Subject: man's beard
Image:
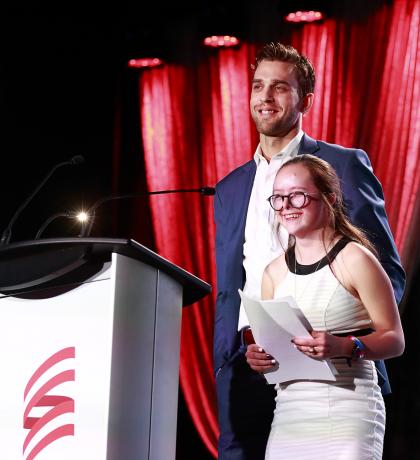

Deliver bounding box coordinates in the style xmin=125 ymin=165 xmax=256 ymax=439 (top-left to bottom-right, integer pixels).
xmin=252 ymin=115 xmax=298 ymax=137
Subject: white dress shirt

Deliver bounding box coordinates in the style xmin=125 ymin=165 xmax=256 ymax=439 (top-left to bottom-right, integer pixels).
xmin=238 ymin=130 xmax=304 ymax=330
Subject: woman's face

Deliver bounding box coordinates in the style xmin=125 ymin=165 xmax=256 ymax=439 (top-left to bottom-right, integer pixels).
xmin=272 ymin=163 xmax=328 ymax=238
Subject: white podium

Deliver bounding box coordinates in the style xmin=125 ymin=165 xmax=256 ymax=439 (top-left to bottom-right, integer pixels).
xmin=0 ymin=238 xmax=211 ymax=460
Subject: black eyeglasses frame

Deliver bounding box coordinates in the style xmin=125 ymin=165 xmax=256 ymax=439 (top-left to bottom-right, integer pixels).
xmin=267 ymin=191 xmax=321 ymax=211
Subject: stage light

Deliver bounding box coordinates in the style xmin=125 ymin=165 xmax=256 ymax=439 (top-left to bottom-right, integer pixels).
xmin=76 ymin=211 xmax=89 ymax=223
xmin=203 ymin=35 xmax=240 ymax=48
xmin=285 ymin=10 xmax=323 ymax=23
xmin=128 ymin=58 xmax=163 ymax=68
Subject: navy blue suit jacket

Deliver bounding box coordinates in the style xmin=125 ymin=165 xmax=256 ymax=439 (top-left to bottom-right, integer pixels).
xmin=214 ymin=134 xmax=405 ymax=460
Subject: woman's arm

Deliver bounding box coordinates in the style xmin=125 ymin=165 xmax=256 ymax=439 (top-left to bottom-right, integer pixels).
xmin=246 ymin=258 xmax=288 ymax=372
xmin=338 ymin=243 xmax=405 ymax=360
xmin=261 ymin=255 xmax=288 ymax=300
xmin=261 ymin=265 xmax=275 ymax=300
xmin=293 ymin=243 xmax=405 ymax=361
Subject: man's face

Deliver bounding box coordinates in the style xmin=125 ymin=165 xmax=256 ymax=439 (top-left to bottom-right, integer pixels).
xmin=250 ymin=60 xmax=305 ymax=137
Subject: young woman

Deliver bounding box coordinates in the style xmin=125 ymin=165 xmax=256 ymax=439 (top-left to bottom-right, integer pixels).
xmin=245 ymin=154 xmax=404 ymax=460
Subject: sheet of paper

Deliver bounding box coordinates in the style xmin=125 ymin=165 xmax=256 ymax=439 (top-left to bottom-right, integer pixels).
xmin=239 ymin=290 xmax=337 ymax=384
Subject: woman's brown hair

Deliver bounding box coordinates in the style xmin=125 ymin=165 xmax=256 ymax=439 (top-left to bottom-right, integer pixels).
xmin=277 ymin=154 xmax=377 ymax=256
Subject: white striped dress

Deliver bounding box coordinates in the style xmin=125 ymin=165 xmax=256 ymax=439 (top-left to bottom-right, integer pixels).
xmin=265 ymin=241 xmax=385 ymax=460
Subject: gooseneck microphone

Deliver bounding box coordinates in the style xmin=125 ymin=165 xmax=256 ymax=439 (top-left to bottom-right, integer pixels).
xmin=34 ymin=212 xmax=74 ymax=240
xmin=0 ymin=155 xmax=85 ymax=245
xmin=79 ymin=186 xmax=216 ymax=238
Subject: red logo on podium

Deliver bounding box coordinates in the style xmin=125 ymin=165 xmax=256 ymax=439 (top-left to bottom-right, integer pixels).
xmin=23 ymin=347 xmax=75 ymax=459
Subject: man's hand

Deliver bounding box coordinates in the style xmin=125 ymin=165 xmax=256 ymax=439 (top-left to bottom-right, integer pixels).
xmin=245 ymin=344 xmax=277 ymax=373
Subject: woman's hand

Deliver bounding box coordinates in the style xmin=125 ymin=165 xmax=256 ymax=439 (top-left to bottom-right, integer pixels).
xmin=292 ymin=331 xmax=351 ymax=359
xmin=245 ymin=344 xmax=277 ymax=373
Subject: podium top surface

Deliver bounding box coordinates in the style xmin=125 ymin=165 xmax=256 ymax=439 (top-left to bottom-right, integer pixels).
xmin=0 ymin=238 xmax=211 ymax=306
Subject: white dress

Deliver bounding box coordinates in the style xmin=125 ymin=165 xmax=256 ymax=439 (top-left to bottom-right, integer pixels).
xmin=265 ymin=242 xmax=385 ymax=460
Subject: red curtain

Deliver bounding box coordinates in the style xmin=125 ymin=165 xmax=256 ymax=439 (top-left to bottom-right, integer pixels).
xmin=140 ymin=64 xmax=218 ymax=457
xmin=139 ymin=0 xmax=419 ymax=456
xmin=139 ymin=46 xmax=257 ymax=456
xmin=290 ymin=0 xmax=420 ymax=254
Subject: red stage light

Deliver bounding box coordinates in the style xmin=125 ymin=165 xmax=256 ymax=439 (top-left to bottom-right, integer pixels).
xmin=128 ymin=58 xmax=163 ymax=68
xmin=203 ymin=35 xmax=240 ymax=48
xmin=285 ymin=10 xmax=323 ymax=23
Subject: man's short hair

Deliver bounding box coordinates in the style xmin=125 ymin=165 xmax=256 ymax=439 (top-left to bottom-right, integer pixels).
xmin=253 ymin=42 xmax=316 ymax=97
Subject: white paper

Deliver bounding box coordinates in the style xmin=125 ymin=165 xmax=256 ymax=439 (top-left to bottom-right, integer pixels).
xmin=239 ymin=290 xmax=337 ymax=384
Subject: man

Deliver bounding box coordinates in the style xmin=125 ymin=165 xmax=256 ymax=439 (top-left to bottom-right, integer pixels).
xmin=213 ymin=42 xmax=405 ymax=460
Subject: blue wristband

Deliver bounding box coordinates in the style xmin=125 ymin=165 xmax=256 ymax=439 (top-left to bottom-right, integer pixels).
xmin=348 ymin=335 xmax=365 ymax=360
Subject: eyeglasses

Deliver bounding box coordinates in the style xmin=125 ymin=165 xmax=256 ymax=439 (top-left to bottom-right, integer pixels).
xmin=267 ymin=191 xmax=320 ymax=211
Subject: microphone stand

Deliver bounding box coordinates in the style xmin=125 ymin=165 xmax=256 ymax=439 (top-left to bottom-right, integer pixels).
xmin=0 ymin=155 xmax=84 ymax=245
xmin=80 ymin=187 xmax=215 ymax=238
xmin=34 ymin=212 xmax=75 ymax=240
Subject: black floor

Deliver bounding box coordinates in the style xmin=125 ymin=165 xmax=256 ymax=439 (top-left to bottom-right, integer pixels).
xmin=176 ymin=389 xmax=214 ymax=460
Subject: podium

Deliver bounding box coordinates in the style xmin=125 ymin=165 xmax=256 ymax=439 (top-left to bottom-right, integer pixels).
xmin=0 ymin=238 xmax=211 ymax=460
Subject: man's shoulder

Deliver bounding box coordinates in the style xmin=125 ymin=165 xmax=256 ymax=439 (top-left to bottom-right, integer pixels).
xmin=216 ymin=159 xmax=256 ymax=189
xmin=302 ymin=135 xmax=370 ymax=168
xmin=307 ymin=136 xmax=361 ymax=154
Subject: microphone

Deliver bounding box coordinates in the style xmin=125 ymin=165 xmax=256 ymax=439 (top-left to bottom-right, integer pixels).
xmin=0 ymin=155 xmax=85 ymax=245
xmin=79 ymin=186 xmax=216 ymax=238
xmin=68 ymin=155 xmax=84 ymax=165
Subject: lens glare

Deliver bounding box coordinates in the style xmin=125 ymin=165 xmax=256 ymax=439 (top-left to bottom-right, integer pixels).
xmin=290 ymin=192 xmax=305 ymax=208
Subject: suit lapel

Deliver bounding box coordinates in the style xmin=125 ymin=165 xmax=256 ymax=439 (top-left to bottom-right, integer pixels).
xmin=298 ymin=133 xmax=320 ymax=155
xmin=231 ymin=161 xmax=256 ymax=236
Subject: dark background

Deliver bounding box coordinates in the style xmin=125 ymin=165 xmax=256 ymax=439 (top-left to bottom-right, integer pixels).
xmin=0 ymin=1 xmax=417 ymax=459
xmin=0 ymin=0 xmax=389 ymax=240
